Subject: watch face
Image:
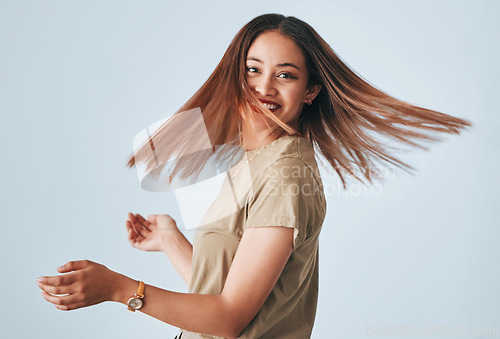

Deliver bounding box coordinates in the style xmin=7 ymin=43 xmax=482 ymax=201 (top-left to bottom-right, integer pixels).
xmin=128 ymin=297 xmax=143 ymax=310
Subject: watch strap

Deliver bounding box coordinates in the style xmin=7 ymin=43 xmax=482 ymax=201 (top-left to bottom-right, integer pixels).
xmin=136 ymin=280 xmax=145 ymax=298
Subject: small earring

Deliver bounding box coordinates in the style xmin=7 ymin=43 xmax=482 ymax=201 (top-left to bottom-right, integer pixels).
xmin=306 ymin=99 xmax=312 ymax=105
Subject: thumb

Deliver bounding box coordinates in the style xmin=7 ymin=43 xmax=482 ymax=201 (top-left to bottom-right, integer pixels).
xmin=56 ymin=260 xmax=91 ymax=273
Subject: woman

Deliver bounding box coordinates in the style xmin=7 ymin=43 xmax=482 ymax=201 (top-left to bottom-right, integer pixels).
xmin=36 ymin=13 xmax=471 ymax=338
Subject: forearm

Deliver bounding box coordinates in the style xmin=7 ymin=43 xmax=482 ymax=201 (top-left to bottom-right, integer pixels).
xmin=162 ymin=231 xmax=193 ymax=286
xmin=113 ymin=275 xmax=239 ymax=338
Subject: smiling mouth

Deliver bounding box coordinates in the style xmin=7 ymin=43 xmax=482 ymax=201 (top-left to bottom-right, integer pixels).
xmin=252 ymin=105 xmax=281 ymax=114
xmin=262 ymin=103 xmax=280 ymax=111
xmin=252 ymin=101 xmax=282 ymax=113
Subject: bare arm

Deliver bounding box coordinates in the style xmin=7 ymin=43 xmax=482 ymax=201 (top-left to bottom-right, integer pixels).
xmin=37 ymin=226 xmax=294 ymax=338
xmin=116 ymin=225 xmax=293 ymax=337
xmin=161 ymin=230 xmax=193 ymax=286
xmin=126 ymin=213 xmax=193 ymax=286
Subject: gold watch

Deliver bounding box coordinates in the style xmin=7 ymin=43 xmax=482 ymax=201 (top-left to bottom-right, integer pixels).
xmin=127 ymin=281 xmax=145 ymax=312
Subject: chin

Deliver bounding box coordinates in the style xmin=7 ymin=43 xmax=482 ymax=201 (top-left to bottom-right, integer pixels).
xmin=247 ymin=107 xmax=297 ymax=131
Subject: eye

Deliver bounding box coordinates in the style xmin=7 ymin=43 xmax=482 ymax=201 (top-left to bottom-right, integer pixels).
xmin=246 ymin=66 xmax=259 ymax=73
xmin=278 ymin=72 xmax=297 ymax=79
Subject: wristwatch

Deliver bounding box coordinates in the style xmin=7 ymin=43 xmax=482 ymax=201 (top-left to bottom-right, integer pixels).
xmin=127 ymin=280 xmax=145 ymax=312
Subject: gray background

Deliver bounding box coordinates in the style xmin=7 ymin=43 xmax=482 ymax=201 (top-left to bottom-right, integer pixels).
xmin=1 ymin=0 xmax=498 ymax=338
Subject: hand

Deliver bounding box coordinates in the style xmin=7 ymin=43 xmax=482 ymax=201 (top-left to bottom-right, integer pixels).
xmin=126 ymin=213 xmax=180 ymax=252
xmin=36 ymin=260 xmax=122 ymax=311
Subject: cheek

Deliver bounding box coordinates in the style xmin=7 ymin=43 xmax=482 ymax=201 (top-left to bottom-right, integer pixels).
xmin=284 ymin=88 xmax=305 ymax=108
xmin=244 ymin=78 xmax=255 ymax=94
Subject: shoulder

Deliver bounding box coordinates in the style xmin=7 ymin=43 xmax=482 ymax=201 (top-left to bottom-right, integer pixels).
xmin=259 ymin=157 xmax=319 ymax=190
xmin=248 ymin=137 xmax=326 ymax=211
xmin=244 ymin=138 xmax=327 ymax=245
xmin=253 ymin=136 xmax=322 ymax=188
xmin=261 ymin=135 xmax=315 ymax=161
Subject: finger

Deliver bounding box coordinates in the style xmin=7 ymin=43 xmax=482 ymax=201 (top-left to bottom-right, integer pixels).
xmin=130 ymin=219 xmax=149 ymax=238
xmin=54 ymin=302 xmax=87 ymax=311
xmin=128 ymin=213 xmax=149 ymax=234
xmin=126 ymin=223 xmax=146 ymax=243
xmin=131 ymin=240 xmax=148 ymax=251
xmin=135 ymin=213 xmax=152 ymax=230
xmin=128 ymin=212 xmax=138 ymax=223
xmin=41 ymin=290 xmax=80 ymax=306
xmin=126 ymin=223 xmax=134 ymax=239
xmin=126 ymin=220 xmax=140 ymax=237
xmin=37 ymin=280 xmax=73 ymax=295
xmin=128 ymin=213 xmax=140 ymax=228
xmin=37 ymin=273 xmax=78 ymax=286
xmin=56 ymin=260 xmax=92 ymax=273
xmin=126 ymin=216 xmax=141 ymax=236
xmin=127 ymin=225 xmax=135 ymax=241
xmin=127 ymin=227 xmax=145 ymax=247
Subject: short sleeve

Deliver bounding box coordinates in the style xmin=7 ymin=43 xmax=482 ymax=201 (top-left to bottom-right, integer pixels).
xmin=244 ymin=157 xmax=324 ymax=250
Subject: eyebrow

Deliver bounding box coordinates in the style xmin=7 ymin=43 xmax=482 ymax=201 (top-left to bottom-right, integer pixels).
xmin=247 ymin=56 xmax=301 ymax=71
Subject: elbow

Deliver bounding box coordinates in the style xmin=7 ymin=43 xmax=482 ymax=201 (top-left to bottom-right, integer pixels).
xmin=225 ymin=314 xmax=253 ymax=339
xmin=215 ymin=319 xmax=244 ymax=339
xmin=212 ymin=324 xmax=240 ymax=339
xmin=224 ymin=325 xmax=245 ymax=339
xmin=217 ymin=296 xmax=254 ymax=338
xmin=209 ymin=308 xmax=247 ymax=338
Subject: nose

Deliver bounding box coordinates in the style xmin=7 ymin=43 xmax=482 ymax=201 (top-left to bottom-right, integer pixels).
xmin=253 ymin=74 xmax=277 ymax=96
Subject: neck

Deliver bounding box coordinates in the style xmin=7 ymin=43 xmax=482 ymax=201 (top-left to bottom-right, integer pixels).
xmin=240 ymin=127 xmax=273 ymax=151
xmin=240 ymin=124 xmax=301 ymax=151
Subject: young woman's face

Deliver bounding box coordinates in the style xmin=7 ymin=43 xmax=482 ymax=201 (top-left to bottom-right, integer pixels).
xmin=245 ymin=30 xmax=317 ymax=132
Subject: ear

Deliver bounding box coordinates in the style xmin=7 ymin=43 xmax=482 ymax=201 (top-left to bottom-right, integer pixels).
xmin=303 ymin=84 xmax=322 ymax=104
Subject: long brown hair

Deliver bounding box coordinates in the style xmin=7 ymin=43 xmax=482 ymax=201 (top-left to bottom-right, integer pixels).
xmin=126 ymin=13 xmax=472 ymax=189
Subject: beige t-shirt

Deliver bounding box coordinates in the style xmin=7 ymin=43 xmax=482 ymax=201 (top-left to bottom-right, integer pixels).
xmin=180 ymin=135 xmax=326 ymax=338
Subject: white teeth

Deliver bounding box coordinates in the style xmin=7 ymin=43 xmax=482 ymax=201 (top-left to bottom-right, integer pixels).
xmin=263 ymin=103 xmax=279 ymax=110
